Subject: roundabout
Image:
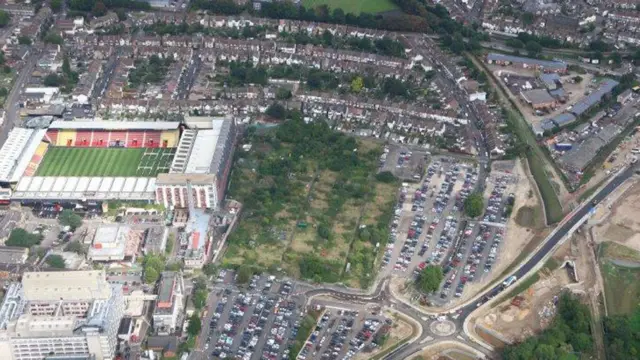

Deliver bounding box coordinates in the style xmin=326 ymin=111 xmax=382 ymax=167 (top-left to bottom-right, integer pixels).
xmin=429 ymin=319 xmax=457 ymax=337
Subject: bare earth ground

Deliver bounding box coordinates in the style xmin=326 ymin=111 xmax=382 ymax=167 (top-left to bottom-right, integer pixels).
xmin=408 ymin=341 xmax=483 ymax=360
xmin=592 ymin=180 xmax=640 ymax=253
xmin=475 ymin=266 xmax=572 ymax=343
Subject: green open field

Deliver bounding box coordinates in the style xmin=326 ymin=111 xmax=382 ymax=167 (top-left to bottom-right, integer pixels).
xmin=302 ymin=0 xmax=398 ymax=14
xmin=223 ymin=121 xmax=397 ymax=288
xmin=36 ymin=147 xmax=175 ymax=177
xmin=601 ymin=261 xmax=640 ymax=315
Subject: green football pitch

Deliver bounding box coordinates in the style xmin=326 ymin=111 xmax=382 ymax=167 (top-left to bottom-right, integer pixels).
xmin=35 ymin=147 xmax=176 ymax=177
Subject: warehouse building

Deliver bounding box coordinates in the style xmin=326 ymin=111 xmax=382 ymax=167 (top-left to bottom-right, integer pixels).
xmin=0 ymin=270 xmax=125 ymax=360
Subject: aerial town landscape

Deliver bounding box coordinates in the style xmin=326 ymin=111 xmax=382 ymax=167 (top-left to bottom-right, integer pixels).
xmin=0 ymin=0 xmax=639 ymax=360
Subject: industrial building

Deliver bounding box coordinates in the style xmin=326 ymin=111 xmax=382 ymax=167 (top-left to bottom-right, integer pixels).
xmin=152 ymin=272 xmax=184 ymax=336
xmin=0 ymin=270 xmax=125 ymax=360
xmin=520 ymin=88 xmax=557 ymax=109
xmin=486 ymin=53 xmax=568 ymax=73
xmin=156 ymin=116 xmax=236 ymax=210
xmin=87 ymin=225 xmax=143 ymax=262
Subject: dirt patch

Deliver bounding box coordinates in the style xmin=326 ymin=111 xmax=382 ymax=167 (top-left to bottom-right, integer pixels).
xmin=408 ymin=342 xmax=482 ymax=360
xmin=593 ymin=180 xmax=640 ymax=254
xmin=475 ymin=267 xmax=572 ymax=343
xmin=515 ymin=206 xmax=536 ymax=228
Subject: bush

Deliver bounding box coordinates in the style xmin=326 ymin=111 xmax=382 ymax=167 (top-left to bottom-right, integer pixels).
xmin=5 ymin=228 xmax=42 ymax=248
xmin=46 ymin=254 xmax=66 ymax=269
xmin=236 ymin=264 xmax=254 ymax=284
xmin=375 ymin=171 xmax=398 ymax=183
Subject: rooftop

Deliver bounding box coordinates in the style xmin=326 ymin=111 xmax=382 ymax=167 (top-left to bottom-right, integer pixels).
xmin=0 ymin=128 xmax=46 ymax=183
xmin=48 ymin=120 xmax=180 ymax=131
xmin=0 ymin=247 xmax=29 ymax=265
xmin=487 ymin=53 xmax=567 ymax=70
xmin=22 ymin=270 xmax=111 ymax=301
xmin=521 ymin=88 xmax=556 ymax=105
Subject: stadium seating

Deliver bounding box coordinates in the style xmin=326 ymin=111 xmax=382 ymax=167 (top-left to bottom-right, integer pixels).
xmin=108 ymin=131 xmax=128 ymax=147
xmin=92 ymin=131 xmax=110 ymax=148
xmin=23 ymin=142 xmax=49 ymax=176
xmin=145 ymin=131 xmax=162 ymax=148
xmin=44 ymin=130 xmax=58 ymax=145
xmin=127 ymin=131 xmax=145 ymax=148
xmin=75 ymin=131 xmax=93 ymax=147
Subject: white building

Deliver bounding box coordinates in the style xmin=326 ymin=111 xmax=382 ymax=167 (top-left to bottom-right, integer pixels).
xmin=152 ymin=272 xmax=184 ymax=335
xmin=0 ymin=270 xmax=125 ymax=360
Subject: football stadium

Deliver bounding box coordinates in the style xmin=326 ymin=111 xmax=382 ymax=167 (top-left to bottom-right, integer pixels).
xmin=0 ymin=117 xmax=236 ymax=210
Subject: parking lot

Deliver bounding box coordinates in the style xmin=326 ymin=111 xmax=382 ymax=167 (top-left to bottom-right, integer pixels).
xmin=204 ymin=270 xmax=302 ymax=360
xmin=379 ymin=156 xmax=520 ymax=305
xmin=379 ymin=144 xmax=426 ymax=181
xmin=381 ymin=157 xmax=478 ymax=282
xmin=300 ymin=304 xmax=391 ymax=360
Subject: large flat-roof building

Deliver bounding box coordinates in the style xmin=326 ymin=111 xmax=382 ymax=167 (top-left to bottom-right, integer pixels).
xmin=486 ymin=53 xmax=567 ymax=73
xmin=156 ymin=116 xmax=236 ymax=210
xmin=0 ymin=270 xmax=125 ymax=360
xmin=88 ymin=225 xmax=143 ymax=262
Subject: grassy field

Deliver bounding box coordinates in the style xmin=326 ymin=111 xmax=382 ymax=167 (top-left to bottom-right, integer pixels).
xmin=302 ymin=0 xmax=398 ymax=14
xmin=224 ymin=123 xmax=397 ymax=287
xmin=601 ymin=261 xmax=640 ymax=315
xmin=36 ymin=147 xmax=175 ymax=177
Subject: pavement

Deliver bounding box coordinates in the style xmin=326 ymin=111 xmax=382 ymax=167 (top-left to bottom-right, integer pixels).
xmin=0 ymin=53 xmax=38 ymax=145
xmin=297 ymin=165 xmax=637 ymax=359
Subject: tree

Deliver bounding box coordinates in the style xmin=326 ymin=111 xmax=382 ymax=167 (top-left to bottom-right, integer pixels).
xmin=165 ymin=234 xmax=174 ymax=255
xmin=44 ymin=74 xmax=63 ymax=87
xmin=92 ymin=1 xmax=107 ymax=16
xmin=350 ymin=76 xmax=364 ymax=93
xmin=573 ymin=76 xmax=583 ymax=83
xmin=203 ymin=263 xmax=217 ymax=276
xmin=525 ymin=41 xmax=542 ymax=55
xmin=186 ymin=313 xmax=201 ymax=337
xmin=375 ymin=171 xmax=397 ymax=183
xmin=115 ymin=8 xmax=127 ymax=21
xmin=44 ymin=32 xmax=63 ymax=45
xmin=415 ymin=265 xmax=444 ymax=293
xmin=144 ymin=254 xmax=165 ymax=273
xmin=0 ymin=87 xmax=7 ymax=97
xmin=193 ymin=289 xmax=208 ymax=309
xmin=17 ymin=36 xmax=32 ymax=45
xmin=65 ymin=241 xmax=86 ymax=254
xmin=0 ymin=10 xmax=9 ymax=28
xmin=265 ymin=102 xmax=286 ymax=120
xmin=236 ymin=265 xmax=254 ymax=284
xmin=144 ymin=267 xmax=159 ymax=284
xmin=464 ymin=193 xmax=484 ymax=218
xmin=46 ymin=254 xmax=66 ymax=269
xmin=59 ymin=209 xmax=83 ymax=230
xmin=51 ymin=0 xmax=63 ymax=13
xmin=276 ymin=87 xmax=292 ymax=100
xmin=521 ymin=12 xmax=535 ymax=26
xmin=5 ymin=228 xmax=42 ymax=248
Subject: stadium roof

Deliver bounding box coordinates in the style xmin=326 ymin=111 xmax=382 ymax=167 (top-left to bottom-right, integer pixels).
xmin=487 ymin=53 xmax=567 ymax=70
xmin=0 ymin=128 xmax=46 ymax=183
xmin=12 ymin=176 xmax=156 ymax=201
xmin=49 ymin=120 xmax=180 ymax=131
xmin=569 ymin=78 xmax=619 ymax=116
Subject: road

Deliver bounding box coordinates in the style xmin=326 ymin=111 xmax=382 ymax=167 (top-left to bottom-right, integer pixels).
xmin=299 ymin=165 xmax=637 ymax=359
xmin=0 ymin=54 xmax=38 ymax=146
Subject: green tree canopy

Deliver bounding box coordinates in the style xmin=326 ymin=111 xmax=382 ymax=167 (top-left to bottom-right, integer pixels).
xmin=415 ymin=265 xmax=444 ymax=293
xmin=59 ymin=209 xmax=83 ymax=230
xmin=51 ymin=0 xmax=63 ymax=12
xmin=236 ymin=264 xmax=254 ymax=284
xmin=265 ymin=102 xmax=286 ymax=119
xmin=64 ymin=241 xmax=86 ymax=254
xmin=6 ymin=228 xmax=42 ymax=248
xmin=193 ymin=289 xmax=208 ymax=309
xmin=46 ymin=254 xmax=66 ymax=269
xmin=0 ymin=10 xmax=10 ymax=28
xmin=144 ymin=267 xmax=159 ymax=284
xmin=44 ymin=32 xmax=63 ymax=45
xmin=202 ymin=263 xmax=217 ymax=276
xmin=464 ymin=193 xmax=484 ymax=218
xmin=186 ymin=313 xmax=201 ymax=336
xmin=17 ymin=36 xmax=31 ymax=45
xmin=351 ymin=76 xmax=364 ymax=93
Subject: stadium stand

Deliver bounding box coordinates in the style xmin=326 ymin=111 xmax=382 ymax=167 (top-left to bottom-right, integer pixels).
xmin=75 ymin=131 xmax=93 ymax=147
xmin=44 ymin=129 xmax=58 ymax=144
xmin=23 ymin=142 xmax=49 ymax=177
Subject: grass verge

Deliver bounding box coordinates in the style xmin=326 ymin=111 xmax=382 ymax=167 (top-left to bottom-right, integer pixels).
xmin=600 ymin=261 xmax=640 ymax=315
